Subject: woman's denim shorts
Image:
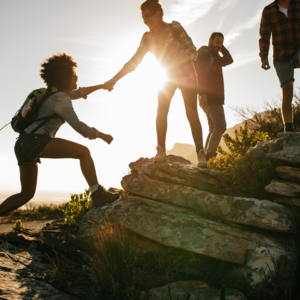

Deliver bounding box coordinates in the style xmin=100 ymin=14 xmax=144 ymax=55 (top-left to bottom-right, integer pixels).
xmin=14 ymin=134 xmax=54 ymax=167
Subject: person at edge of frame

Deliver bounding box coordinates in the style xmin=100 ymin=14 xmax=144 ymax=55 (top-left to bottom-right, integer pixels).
xmin=259 ymin=0 xmax=300 ymax=132
xmin=0 ymin=53 xmax=119 ymax=218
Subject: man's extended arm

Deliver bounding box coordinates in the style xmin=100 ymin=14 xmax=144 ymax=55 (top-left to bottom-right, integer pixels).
xmin=259 ymin=8 xmax=272 ymax=70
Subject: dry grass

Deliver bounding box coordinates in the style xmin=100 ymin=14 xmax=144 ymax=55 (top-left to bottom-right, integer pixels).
xmin=88 ymin=217 xmax=140 ymax=299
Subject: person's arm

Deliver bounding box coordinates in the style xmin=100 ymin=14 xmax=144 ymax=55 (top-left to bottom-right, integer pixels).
xmin=104 ymin=33 xmax=149 ymax=90
xmin=220 ymin=46 xmax=233 ymax=67
xmin=259 ymin=8 xmax=271 ymax=70
xmin=54 ymin=92 xmax=113 ymax=143
xmin=69 ymin=85 xmax=107 ymax=100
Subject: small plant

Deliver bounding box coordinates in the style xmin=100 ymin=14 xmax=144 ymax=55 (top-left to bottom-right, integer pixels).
xmin=12 ymin=220 xmax=24 ymax=233
xmin=61 ymin=189 xmax=92 ymax=227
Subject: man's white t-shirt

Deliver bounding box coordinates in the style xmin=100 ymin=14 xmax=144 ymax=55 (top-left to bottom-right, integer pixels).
xmin=278 ymin=4 xmax=288 ymax=17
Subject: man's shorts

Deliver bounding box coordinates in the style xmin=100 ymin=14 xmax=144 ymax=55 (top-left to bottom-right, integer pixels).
xmin=14 ymin=134 xmax=54 ymax=167
xmin=274 ymin=49 xmax=300 ymax=87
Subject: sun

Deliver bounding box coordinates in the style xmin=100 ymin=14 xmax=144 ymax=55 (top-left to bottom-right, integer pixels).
xmin=136 ymin=54 xmax=168 ymax=89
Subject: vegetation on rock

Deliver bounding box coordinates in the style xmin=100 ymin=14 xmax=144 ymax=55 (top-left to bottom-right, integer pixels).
xmin=61 ymin=189 xmax=92 ymax=227
xmin=12 ymin=220 xmax=24 ymax=233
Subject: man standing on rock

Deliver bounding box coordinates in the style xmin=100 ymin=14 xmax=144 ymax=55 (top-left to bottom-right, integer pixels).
xmin=195 ymin=32 xmax=233 ymax=161
xmin=259 ymin=0 xmax=300 ymax=132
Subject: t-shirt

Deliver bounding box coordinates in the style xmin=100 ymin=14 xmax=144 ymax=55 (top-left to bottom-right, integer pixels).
xmin=278 ymin=4 xmax=288 ymax=17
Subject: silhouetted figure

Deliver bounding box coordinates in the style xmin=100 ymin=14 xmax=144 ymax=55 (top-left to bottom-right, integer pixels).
xmin=0 ymin=53 xmax=118 ymax=217
xmin=104 ymin=0 xmax=207 ymax=167
xmin=195 ymin=32 xmax=233 ymax=161
xmin=259 ymin=0 xmax=300 ymax=132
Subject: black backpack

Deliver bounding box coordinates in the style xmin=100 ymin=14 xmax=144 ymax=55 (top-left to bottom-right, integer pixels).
xmin=11 ymin=89 xmax=62 ymax=134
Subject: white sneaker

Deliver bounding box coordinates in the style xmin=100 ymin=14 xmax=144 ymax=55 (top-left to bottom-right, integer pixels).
xmin=197 ymin=149 xmax=207 ymax=168
xmin=154 ymin=145 xmax=167 ymax=162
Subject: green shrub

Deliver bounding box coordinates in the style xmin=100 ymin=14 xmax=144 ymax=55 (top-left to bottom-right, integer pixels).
xmin=61 ymin=189 xmax=92 ymax=227
xmin=208 ymin=124 xmax=278 ymax=200
xmin=12 ymin=220 xmax=24 ymax=233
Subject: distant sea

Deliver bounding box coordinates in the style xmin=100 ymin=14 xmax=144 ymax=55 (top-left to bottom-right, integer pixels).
xmin=0 ymin=190 xmax=71 ymax=209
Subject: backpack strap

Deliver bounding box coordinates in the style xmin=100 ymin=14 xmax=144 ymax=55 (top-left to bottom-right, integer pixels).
xmin=27 ymin=92 xmax=64 ymax=134
xmin=200 ymin=48 xmax=214 ymax=68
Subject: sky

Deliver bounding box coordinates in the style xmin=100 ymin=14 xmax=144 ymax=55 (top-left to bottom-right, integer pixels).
xmin=0 ymin=0 xmax=298 ymax=201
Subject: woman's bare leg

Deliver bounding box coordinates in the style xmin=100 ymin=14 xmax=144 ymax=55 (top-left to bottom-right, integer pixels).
xmin=0 ymin=164 xmax=38 ymax=216
xmin=156 ymin=83 xmax=177 ymax=147
xmin=40 ymin=138 xmax=98 ymax=187
xmin=181 ymin=86 xmax=203 ymax=151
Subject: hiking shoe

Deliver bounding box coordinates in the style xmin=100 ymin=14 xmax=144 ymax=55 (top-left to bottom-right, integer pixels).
xmin=206 ymin=151 xmax=217 ymax=161
xmin=154 ymin=145 xmax=167 ymax=162
xmin=91 ymin=185 xmax=119 ymax=207
xmin=197 ymin=149 xmax=207 ymax=168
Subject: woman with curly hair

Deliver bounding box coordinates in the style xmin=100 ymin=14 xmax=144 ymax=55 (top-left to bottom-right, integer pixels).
xmin=0 ymin=53 xmax=119 ymax=216
xmin=104 ymin=0 xmax=207 ymax=167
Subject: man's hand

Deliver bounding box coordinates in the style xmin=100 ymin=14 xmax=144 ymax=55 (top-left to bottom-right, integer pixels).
xmin=99 ymin=133 xmax=114 ymax=144
xmin=104 ymin=79 xmax=117 ymax=92
xmin=199 ymin=94 xmax=208 ymax=110
xmin=261 ymin=59 xmax=271 ymax=70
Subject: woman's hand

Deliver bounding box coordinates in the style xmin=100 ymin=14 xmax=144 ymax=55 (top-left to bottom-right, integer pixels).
xmin=104 ymin=79 xmax=117 ymax=91
xmin=99 ymin=132 xmax=114 ymax=144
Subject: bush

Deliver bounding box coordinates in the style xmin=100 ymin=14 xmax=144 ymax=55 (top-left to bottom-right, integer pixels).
xmin=61 ymin=189 xmax=92 ymax=227
xmin=12 ymin=220 xmax=24 ymax=233
xmin=208 ymin=124 xmax=278 ymax=200
xmin=232 ymin=87 xmax=300 ymax=139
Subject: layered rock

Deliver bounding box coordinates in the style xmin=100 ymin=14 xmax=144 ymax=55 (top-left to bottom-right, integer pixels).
xmin=79 ymin=155 xmax=296 ymax=294
xmin=249 ymin=132 xmax=300 ymax=166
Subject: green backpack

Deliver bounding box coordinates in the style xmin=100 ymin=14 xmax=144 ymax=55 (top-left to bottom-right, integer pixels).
xmin=10 ymin=87 xmax=62 ymax=134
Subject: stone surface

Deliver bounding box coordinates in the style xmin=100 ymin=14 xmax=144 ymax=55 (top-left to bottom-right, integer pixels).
xmin=139 ymin=281 xmax=247 ymax=300
xmin=122 ymin=171 xmax=292 ymax=233
xmin=129 ymin=156 xmax=232 ymax=194
xmin=276 ymin=166 xmax=300 ymax=182
xmin=0 ymin=240 xmax=78 ymax=300
xmin=249 ymin=133 xmax=300 ymax=166
xmin=275 ymin=197 xmax=300 ymax=207
xmin=265 ymin=180 xmax=300 ymax=197
xmin=79 ymin=196 xmax=295 ymax=287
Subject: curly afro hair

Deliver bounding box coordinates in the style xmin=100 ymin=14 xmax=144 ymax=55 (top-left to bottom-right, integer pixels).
xmin=40 ymin=53 xmax=77 ymax=90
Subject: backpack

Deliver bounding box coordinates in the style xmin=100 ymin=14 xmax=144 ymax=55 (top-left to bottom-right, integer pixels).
xmin=11 ymin=87 xmax=62 ymax=134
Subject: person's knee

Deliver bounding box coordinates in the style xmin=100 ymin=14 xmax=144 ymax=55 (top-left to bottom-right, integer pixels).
xmin=282 ymin=81 xmax=293 ymax=95
xmin=20 ymin=190 xmax=35 ymax=202
xmin=78 ymin=146 xmax=91 ymax=159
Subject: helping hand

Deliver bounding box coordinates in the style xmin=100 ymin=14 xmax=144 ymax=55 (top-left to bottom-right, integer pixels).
xmin=104 ymin=79 xmax=117 ymax=92
xmin=261 ymin=59 xmax=270 ymax=70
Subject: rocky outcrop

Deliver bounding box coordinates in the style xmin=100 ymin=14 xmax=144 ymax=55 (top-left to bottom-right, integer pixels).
xmin=140 ymin=281 xmax=247 ymax=300
xmin=249 ymin=132 xmax=300 ymax=166
xmin=79 ymin=155 xmax=296 ymax=296
xmin=0 ymin=237 xmax=78 ymax=300
xmin=265 ymin=180 xmax=300 ymax=197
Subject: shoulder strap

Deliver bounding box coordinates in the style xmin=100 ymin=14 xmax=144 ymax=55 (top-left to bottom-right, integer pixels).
xmin=200 ymin=49 xmax=214 ymax=67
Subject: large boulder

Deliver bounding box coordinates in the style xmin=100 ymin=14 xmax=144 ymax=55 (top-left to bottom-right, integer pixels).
xmin=249 ymin=132 xmax=300 ymax=166
xmin=265 ymin=180 xmax=300 ymax=197
xmin=79 ymin=155 xmax=297 ymax=296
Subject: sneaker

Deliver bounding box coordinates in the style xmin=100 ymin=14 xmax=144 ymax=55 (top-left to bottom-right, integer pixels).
xmin=91 ymin=185 xmax=119 ymax=207
xmin=154 ymin=145 xmax=167 ymax=162
xmin=197 ymin=149 xmax=207 ymax=168
xmin=205 ymin=151 xmax=217 ymax=161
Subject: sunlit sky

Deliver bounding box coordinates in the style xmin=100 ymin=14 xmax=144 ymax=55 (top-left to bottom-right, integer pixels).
xmin=1 ymin=0 xmax=299 ymax=200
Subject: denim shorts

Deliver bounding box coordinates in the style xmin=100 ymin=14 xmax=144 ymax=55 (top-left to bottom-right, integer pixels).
xmin=274 ymin=49 xmax=300 ymax=87
xmin=14 ymin=134 xmax=54 ymax=167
